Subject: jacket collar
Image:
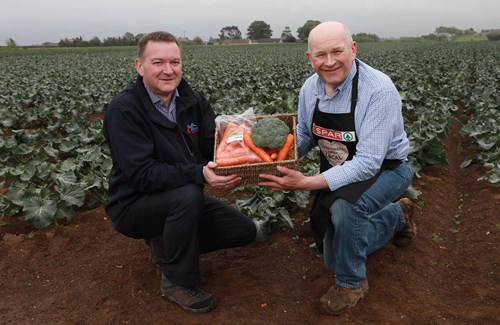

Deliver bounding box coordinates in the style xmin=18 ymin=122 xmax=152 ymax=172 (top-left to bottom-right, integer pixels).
xmin=136 ymin=75 xmax=197 ymax=128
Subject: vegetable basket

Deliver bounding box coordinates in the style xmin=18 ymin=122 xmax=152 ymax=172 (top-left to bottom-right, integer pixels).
xmin=213 ymin=113 xmax=299 ymax=186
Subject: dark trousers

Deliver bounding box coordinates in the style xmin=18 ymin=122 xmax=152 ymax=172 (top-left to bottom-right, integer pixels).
xmin=115 ymin=184 xmax=256 ymax=286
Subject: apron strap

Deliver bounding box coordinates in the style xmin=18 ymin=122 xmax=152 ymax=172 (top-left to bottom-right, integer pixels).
xmin=350 ymin=59 xmax=360 ymax=113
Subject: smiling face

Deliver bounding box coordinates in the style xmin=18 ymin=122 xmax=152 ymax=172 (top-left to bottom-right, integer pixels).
xmin=306 ymin=22 xmax=357 ymax=92
xmin=135 ymin=40 xmax=182 ymax=104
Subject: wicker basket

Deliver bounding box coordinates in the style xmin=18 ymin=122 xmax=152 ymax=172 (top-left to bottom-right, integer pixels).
xmin=213 ymin=113 xmax=299 ymax=186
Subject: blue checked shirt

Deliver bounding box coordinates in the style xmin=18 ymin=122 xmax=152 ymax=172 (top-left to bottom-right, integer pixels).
xmin=297 ymin=59 xmax=410 ymax=192
xmin=146 ymin=88 xmax=179 ymax=123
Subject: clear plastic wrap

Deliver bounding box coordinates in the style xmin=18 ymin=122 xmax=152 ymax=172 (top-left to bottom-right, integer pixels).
xmin=214 ymin=108 xmax=262 ymax=166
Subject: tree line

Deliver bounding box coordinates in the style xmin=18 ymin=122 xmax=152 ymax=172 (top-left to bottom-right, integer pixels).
xmin=58 ymin=32 xmax=145 ymax=47
xmin=56 ymin=20 xmax=320 ymax=47
xmin=6 ymin=21 xmax=499 ymax=47
xmin=56 ymin=20 xmax=379 ymax=47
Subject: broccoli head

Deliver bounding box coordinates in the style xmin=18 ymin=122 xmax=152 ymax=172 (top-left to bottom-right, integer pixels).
xmin=251 ymin=117 xmax=291 ymax=149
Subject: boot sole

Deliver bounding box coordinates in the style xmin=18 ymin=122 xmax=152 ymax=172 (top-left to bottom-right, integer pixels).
xmin=319 ymin=285 xmax=369 ymax=315
xmin=161 ymin=291 xmax=218 ymax=314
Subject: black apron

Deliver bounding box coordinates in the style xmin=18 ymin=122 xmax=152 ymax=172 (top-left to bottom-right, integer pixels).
xmin=309 ymin=60 xmax=400 ymax=252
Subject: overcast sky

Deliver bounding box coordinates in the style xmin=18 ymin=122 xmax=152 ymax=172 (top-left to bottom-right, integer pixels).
xmin=1 ymin=0 xmax=499 ymax=45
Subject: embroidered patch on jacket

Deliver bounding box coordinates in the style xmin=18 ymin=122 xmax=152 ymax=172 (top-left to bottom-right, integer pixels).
xmin=312 ymin=123 xmax=356 ymax=142
xmin=187 ymin=123 xmax=199 ymax=134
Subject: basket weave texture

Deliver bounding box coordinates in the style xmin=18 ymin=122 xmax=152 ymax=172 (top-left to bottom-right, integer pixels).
xmin=213 ymin=113 xmax=299 ymax=186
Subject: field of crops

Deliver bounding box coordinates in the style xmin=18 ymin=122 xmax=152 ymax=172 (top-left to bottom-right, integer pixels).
xmin=1 ymin=41 xmax=499 ymax=229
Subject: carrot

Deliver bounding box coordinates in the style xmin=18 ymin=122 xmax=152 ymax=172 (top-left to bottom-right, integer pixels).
xmin=276 ymin=134 xmax=294 ymax=161
xmin=264 ymin=148 xmax=279 ymax=155
xmin=217 ymin=123 xmax=239 ymax=153
xmin=216 ymin=123 xmax=264 ymax=166
xmin=216 ymin=155 xmax=260 ymax=166
xmin=221 ymin=123 xmax=240 ymax=139
xmin=243 ymin=132 xmax=273 ymax=162
xmin=270 ymin=152 xmax=278 ymax=160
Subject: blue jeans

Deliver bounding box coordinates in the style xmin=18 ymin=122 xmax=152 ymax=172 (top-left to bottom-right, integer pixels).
xmin=323 ymin=162 xmax=414 ymax=288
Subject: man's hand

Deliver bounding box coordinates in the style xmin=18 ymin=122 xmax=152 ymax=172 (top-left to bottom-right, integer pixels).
xmin=258 ymin=166 xmax=328 ymax=191
xmin=203 ymin=161 xmax=242 ymax=190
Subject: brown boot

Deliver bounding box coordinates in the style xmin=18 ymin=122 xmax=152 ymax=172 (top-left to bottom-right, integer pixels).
xmin=319 ymin=280 xmax=369 ymax=315
xmin=392 ymin=198 xmax=417 ymax=247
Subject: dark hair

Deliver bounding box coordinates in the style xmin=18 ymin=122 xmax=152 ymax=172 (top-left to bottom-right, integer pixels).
xmin=137 ymin=31 xmax=180 ymax=59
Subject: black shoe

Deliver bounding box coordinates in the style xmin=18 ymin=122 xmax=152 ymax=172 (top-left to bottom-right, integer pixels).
xmin=144 ymin=237 xmax=164 ymax=268
xmin=160 ymin=273 xmax=217 ymax=313
xmin=393 ymin=198 xmax=417 ymax=247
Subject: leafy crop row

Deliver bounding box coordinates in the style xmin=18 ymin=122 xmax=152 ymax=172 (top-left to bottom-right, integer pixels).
xmin=1 ymin=42 xmax=498 ymax=229
xmin=457 ymin=43 xmax=500 ymax=185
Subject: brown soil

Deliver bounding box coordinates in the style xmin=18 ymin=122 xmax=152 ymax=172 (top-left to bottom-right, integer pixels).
xmin=1 ymin=119 xmax=499 ymax=325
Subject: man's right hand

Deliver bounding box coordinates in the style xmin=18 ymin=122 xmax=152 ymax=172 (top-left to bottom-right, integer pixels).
xmin=203 ymin=161 xmax=242 ymax=190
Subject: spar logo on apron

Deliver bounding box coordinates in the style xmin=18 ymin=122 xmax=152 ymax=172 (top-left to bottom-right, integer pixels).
xmin=313 ymin=123 xmax=356 ymax=167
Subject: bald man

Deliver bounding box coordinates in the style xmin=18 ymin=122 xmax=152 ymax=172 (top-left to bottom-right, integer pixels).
xmin=259 ymin=21 xmax=415 ymax=315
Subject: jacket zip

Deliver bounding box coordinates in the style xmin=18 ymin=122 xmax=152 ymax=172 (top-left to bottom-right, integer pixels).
xmin=176 ymin=125 xmax=194 ymax=162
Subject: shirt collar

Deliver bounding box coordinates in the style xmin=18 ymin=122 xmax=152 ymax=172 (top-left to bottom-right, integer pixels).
xmin=146 ymin=87 xmax=179 ymax=106
xmin=336 ymin=60 xmax=357 ymax=93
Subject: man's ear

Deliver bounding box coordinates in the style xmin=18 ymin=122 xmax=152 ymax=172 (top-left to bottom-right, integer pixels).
xmin=351 ymin=41 xmax=357 ymax=58
xmin=135 ymin=58 xmax=144 ymax=76
xmin=305 ymin=51 xmax=314 ymax=67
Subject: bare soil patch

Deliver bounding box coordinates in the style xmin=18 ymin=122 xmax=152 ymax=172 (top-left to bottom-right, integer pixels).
xmin=1 ymin=119 xmax=499 ymax=324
